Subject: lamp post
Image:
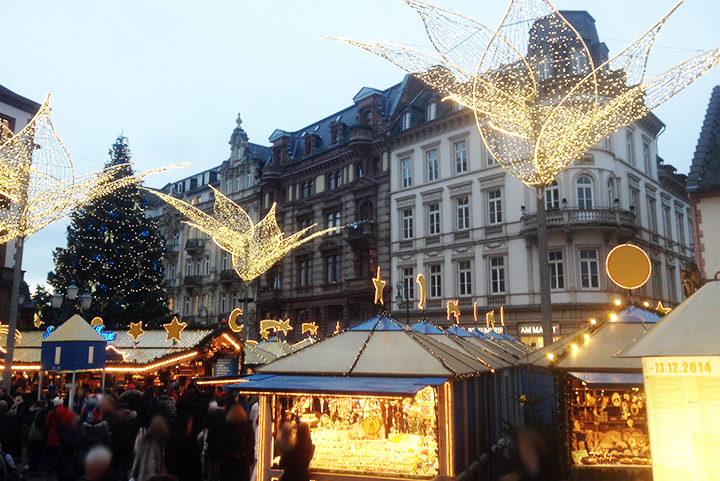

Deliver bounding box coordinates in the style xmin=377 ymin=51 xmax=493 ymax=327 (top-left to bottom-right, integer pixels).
xmin=50 ymin=283 xmax=93 ymax=323
xmin=395 ymin=281 xmax=410 ymax=325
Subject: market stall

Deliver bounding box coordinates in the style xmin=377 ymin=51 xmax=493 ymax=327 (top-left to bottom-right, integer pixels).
xmin=230 ymin=314 xmax=492 ymax=481
xmin=516 ymin=306 xmax=660 ymax=480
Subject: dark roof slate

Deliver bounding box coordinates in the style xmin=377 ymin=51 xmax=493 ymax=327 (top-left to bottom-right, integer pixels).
xmin=0 ymin=84 xmax=41 ymax=115
xmin=687 ymin=85 xmax=720 ymax=194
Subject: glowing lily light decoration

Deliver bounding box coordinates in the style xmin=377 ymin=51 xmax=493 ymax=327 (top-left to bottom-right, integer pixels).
xmin=149 ymin=187 xmax=339 ymax=281
xmin=330 ymin=0 xmax=720 ymax=191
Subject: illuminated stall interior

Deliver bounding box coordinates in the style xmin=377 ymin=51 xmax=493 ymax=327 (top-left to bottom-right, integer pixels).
xmin=519 ymin=306 xmax=660 ymax=472
xmin=230 ymin=315 xmax=492 ymax=481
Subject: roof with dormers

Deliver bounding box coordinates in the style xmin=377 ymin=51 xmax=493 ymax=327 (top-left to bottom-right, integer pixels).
xmin=687 ymin=85 xmax=720 ymax=194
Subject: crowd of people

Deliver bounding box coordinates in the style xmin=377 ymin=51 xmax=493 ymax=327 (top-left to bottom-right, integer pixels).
xmin=0 ymin=378 xmax=314 ymax=481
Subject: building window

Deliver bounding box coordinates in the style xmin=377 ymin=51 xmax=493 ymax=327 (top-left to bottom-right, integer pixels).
xmin=169 ymin=264 xmax=175 ymax=281
xmin=539 ymin=56 xmax=553 ymax=80
xmin=402 ymin=111 xmax=411 ymax=131
xmin=489 ymin=257 xmax=506 ymax=294
xmin=676 ymin=212 xmax=686 ymax=247
xmin=428 ymin=203 xmax=441 ymax=236
xmin=570 ymin=50 xmax=588 ymax=75
xmin=402 ymin=267 xmax=415 ymax=300
xmin=195 ymin=258 xmax=202 ymax=276
xmin=642 ymin=141 xmax=652 ymax=174
xmin=577 ymin=175 xmax=594 ymax=209
xmin=426 ymin=149 xmax=439 ymax=182
xmin=426 ymin=102 xmax=437 ymax=121
xmin=647 ymin=195 xmax=657 ymax=232
xmin=626 ymin=130 xmax=635 ymax=166
xmin=184 ymin=297 xmax=190 ymax=315
xmin=246 ymin=171 xmax=253 ymax=188
xmin=298 ymin=258 xmax=313 ymax=288
xmin=186 ymin=258 xmax=192 ymax=276
xmin=456 ymin=196 xmax=470 ymax=230
xmin=630 ymin=188 xmax=640 ymax=219
xmin=549 ymin=250 xmax=564 ymax=290
xmin=221 ymin=252 xmax=229 ymax=270
xmin=402 ymin=209 xmax=414 ymax=240
xmin=667 ymin=265 xmax=677 ymax=302
xmin=487 ymin=189 xmax=502 ymax=225
xmin=663 ymin=205 xmax=673 ymax=242
xmin=0 ymin=116 xmax=13 ymax=144
xmin=458 ymin=261 xmax=472 ymax=296
xmin=204 ymin=255 xmax=210 ymax=276
xmin=579 ymin=249 xmax=600 ymax=289
xmin=487 ymin=149 xmax=497 ymax=166
xmin=225 ymin=178 xmax=231 ymax=195
xmin=235 ymin=175 xmax=242 ymax=192
xmin=546 ymin=181 xmax=559 ymax=210
xmin=401 ymin=157 xmax=413 ymax=188
xmin=326 ymin=254 xmax=341 ymax=284
xmin=220 ymin=293 xmax=227 ymax=314
xmin=454 ymin=140 xmax=468 ymax=174
xmin=328 ymin=172 xmax=336 ymax=190
xmin=172 ymin=232 xmax=180 ymax=246
xmin=429 ymin=264 xmax=442 ymax=298
xmin=357 ymin=162 xmax=364 ymax=178
xmin=327 ymin=211 xmax=342 ymax=233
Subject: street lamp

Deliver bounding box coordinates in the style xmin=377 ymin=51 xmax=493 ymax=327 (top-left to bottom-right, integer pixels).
xmin=395 ymin=281 xmax=410 ymax=325
xmin=50 ymin=283 xmax=93 ymax=323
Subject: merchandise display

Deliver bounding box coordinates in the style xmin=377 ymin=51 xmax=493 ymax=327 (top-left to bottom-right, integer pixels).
xmin=570 ymin=383 xmax=651 ymax=467
xmin=272 ymin=387 xmax=440 ymax=478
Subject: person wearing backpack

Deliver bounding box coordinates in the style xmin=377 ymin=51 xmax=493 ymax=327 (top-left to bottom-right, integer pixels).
xmin=26 ymin=400 xmax=47 ymax=477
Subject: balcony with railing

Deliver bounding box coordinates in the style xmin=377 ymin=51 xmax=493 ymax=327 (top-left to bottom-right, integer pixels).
xmin=219 ymin=269 xmax=237 ymax=283
xmin=185 ymin=238 xmax=206 ymax=252
xmin=521 ymin=207 xmax=638 ymax=239
xmin=345 ymin=222 xmax=376 ymax=248
xmin=165 ymin=243 xmax=180 ymax=256
xmin=183 ymin=275 xmax=202 ymax=286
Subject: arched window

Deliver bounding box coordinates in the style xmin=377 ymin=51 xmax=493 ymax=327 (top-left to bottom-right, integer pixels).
xmin=546 ymin=181 xmax=560 ymax=210
xmin=606 ymin=178 xmax=616 ymax=208
xmin=577 ymin=176 xmax=594 ymax=209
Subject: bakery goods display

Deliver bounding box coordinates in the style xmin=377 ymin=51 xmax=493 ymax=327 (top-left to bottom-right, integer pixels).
xmin=570 ymin=384 xmax=651 ymax=467
xmin=271 ymin=387 xmax=440 ymax=478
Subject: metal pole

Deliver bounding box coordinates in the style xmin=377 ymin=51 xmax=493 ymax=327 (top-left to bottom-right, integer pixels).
xmin=69 ymin=370 xmax=76 ymax=410
xmin=2 ymin=236 xmax=24 ymax=391
xmin=536 ymin=188 xmax=553 ymax=347
xmin=101 ymin=368 xmax=106 ymax=394
xmin=405 ymin=300 xmax=410 ymax=325
xmin=37 ymin=370 xmax=43 ymax=402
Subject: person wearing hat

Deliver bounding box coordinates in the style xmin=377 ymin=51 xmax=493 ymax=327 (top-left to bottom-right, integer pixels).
xmin=77 ymin=406 xmax=111 ymax=477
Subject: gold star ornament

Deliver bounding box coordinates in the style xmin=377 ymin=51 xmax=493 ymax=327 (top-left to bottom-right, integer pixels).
xmin=128 ymin=321 xmax=145 ymax=342
xmin=163 ymin=316 xmax=188 ymax=342
xmin=302 ymin=322 xmax=319 ymax=336
xmin=276 ymin=318 xmax=293 ymax=336
xmin=447 ymin=300 xmax=460 ymax=323
xmin=656 ymin=301 xmax=672 ymax=315
xmin=372 ymin=266 xmax=386 ymax=305
xmin=33 ymin=314 xmax=44 ymax=329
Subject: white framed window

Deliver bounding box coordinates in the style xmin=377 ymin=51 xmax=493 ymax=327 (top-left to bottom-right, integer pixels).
xmin=549 ymin=250 xmax=564 ymax=290
xmin=458 ymin=260 xmax=472 ymax=296
xmin=195 ymin=258 xmax=202 ymax=276
xmin=402 ymin=111 xmax=411 ymax=130
xmin=428 ymin=203 xmax=441 ymax=236
xmin=235 ymin=175 xmax=242 ymax=191
xmin=222 ymin=252 xmax=229 ymax=270
xmin=626 ymin=130 xmax=635 ymax=165
xmin=426 ymin=102 xmax=436 ymax=121
xmin=220 ymin=293 xmax=227 ymax=314
xmin=429 ymin=264 xmax=442 ymax=298
xmin=402 ymin=267 xmax=415 ymax=300
xmin=225 ymin=178 xmax=231 ymax=194
xmin=402 ymin=209 xmax=414 ymax=240
xmin=487 ymin=150 xmax=497 ymax=166
xmin=298 ymin=258 xmax=312 ymax=287
xmin=184 ymin=296 xmax=190 ymax=315
xmin=401 ymin=157 xmax=413 ymax=188
xmin=326 ymin=254 xmax=341 ymax=284
xmin=579 ymin=248 xmax=600 ymax=289
xmin=172 ymin=232 xmax=180 ymax=246
xmin=647 ymin=195 xmax=657 ymax=232
xmin=246 ymin=171 xmax=253 ymax=188
xmin=327 ymin=211 xmax=342 ymax=232
xmin=643 ymin=141 xmax=652 ymax=174
xmin=546 ymin=181 xmax=559 ymax=210
xmin=426 ymin=149 xmax=439 ymax=182
xmin=185 ymin=257 xmax=192 ymax=276
xmin=489 ymin=256 xmax=506 ymax=294
xmin=663 ymin=205 xmax=673 ymax=241
xmin=570 ymin=50 xmax=588 ymax=75
xmin=539 ymin=56 xmax=553 ymax=80
xmin=454 ymin=140 xmax=468 ymax=174
xmin=204 ymin=255 xmax=210 ymax=276
xmin=676 ymin=212 xmax=686 ymax=246
xmin=456 ymin=196 xmax=470 ymax=230
xmin=488 ymin=189 xmax=502 ymax=225
xmin=606 ymin=178 xmax=616 ymax=207
xmin=577 ymin=176 xmax=594 ymax=209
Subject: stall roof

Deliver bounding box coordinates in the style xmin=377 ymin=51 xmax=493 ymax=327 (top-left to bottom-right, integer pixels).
xmin=618 ymin=282 xmax=720 ymax=357
xmin=244 ymin=344 xmax=277 ymax=365
xmin=255 ymin=338 xmax=293 ymax=358
xmin=228 ymin=374 xmax=448 ymax=396
xmin=569 ymin=371 xmax=644 ymax=386
xmin=519 ymin=306 xmax=658 ymax=371
xmin=43 ymin=315 xmax=105 ymax=342
xmin=257 ymin=315 xmax=490 ymax=377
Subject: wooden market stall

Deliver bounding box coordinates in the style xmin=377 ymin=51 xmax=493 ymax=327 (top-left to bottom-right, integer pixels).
xmin=516 ymin=305 xmax=660 ymax=480
xmin=229 ymin=314 xmax=492 ymax=481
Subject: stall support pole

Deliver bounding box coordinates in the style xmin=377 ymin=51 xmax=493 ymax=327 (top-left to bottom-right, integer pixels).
xmin=101 ymin=368 xmax=106 ymax=394
xmin=37 ymin=370 xmax=43 ymax=402
xmin=69 ymin=370 xmax=76 ymax=409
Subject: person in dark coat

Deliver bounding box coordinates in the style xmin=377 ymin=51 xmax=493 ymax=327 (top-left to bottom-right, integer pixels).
xmin=205 ymin=405 xmax=254 ymax=481
xmin=0 ymin=400 xmax=21 ymax=465
xmin=56 ymin=411 xmax=81 ymax=481
xmin=279 ymin=423 xmax=314 ymax=481
xmin=76 ymin=407 xmax=111 ymax=474
xmin=105 ymin=402 xmax=138 ymax=477
xmin=165 ymin=410 xmax=201 ymax=481
xmin=25 ymin=400 xmax=47 ymax=476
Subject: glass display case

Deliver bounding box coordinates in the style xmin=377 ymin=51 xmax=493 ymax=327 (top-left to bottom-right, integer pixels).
xmin=271 ymin=387 xmax=439 ymax=479
xmin=570 ymin=381 xmax=651 ymax=467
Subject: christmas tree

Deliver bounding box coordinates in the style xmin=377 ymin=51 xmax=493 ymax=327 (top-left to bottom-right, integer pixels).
xmin=48 ymin=136 xmax=171 ymax=328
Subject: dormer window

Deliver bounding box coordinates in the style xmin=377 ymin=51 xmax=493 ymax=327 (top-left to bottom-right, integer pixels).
xmin=426 ymin=101 xmax=437 ymax=121
xmin=330 ymin=123 xmax=345 ymax=145
xmin=304 ymin=135 xmax=315 ymax=156
xmin=402 ymin=111 xmax=411 ymax=131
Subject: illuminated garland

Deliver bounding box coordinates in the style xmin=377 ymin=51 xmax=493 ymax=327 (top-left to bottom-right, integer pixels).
xmin=331 ymin=0 xmax=720 ymax=189
xmin=148 ymin=186 xmax=339 ymax=281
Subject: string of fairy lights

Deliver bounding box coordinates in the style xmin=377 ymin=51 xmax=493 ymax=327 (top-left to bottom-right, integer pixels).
xmin=331 ymin=0 xmax=720 ymax=191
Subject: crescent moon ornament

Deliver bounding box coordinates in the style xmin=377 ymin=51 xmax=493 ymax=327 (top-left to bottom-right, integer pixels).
xmin=416 ymin=274 xmax=426 ymax=310
xmin=473 ymin=302 xmax=478 ymax=322
xmin=90 ymin=317 xmax=104 ymax=327
xmin=228 ymin=308 xmax=244 ymax=333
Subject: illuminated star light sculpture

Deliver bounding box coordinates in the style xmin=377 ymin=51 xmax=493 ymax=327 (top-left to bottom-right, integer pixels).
xmin=0 ymin=95 xmax=178 ymax=389
xmin=163 ymin=316 xmax=188 ymax=342
xmin=332 ymin=0 xmax=720 ymax=189
xmin=150 ymin=186 xmax=339 ymax=281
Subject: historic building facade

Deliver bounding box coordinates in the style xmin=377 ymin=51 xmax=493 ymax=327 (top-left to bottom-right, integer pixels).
xmin=0 ymin=84 xmax=39 ymax=328
xmin=147 ymin=116 xmax=268 ymax=334
xmin=255 ymin=82 xmax=421 ymax=338
xmin=386 ymin=12 xmax=694 ymax=346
